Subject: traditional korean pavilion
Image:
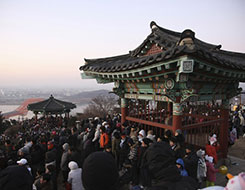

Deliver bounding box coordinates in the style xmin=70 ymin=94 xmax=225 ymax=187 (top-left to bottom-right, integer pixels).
xmin=80 ymin=21 xmax=245 ymax=158
xmin=28 ymin=95 xmax=76 ymax=118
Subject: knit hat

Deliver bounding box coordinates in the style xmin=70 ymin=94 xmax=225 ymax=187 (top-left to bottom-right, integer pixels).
xmin=196 ymin=149 xmax=205 ymax=158
xmin=175 ymin=129 xmax=182 ymax=135
xmin=205 ymin=155 xmax=214 ymax=163
xmin=138 ymin=129 xmax=146 ymax=137
xmin=209 ymin=136 xmax=217 ymax=146
xmin=82 ymin=152 xmax=119 ymax=190
xmin=68 ymin=161 xmax=78 ymax=170
xmin=62 ymin=143 xmax=69 ymax=151
xmin=102 ymin=121 xmax=107 ymax=126
xmin=225 ymin=172 xmax=245 ymax=190
xmin=17 ymin=158 xmax=27 ymax=165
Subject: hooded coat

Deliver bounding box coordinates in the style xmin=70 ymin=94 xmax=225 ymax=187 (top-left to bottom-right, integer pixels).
xmin=206 ymin=161 xmax=219 ymax=182
xmin=196 ymin=150 xmax=207 ymax=183
xmin=176 ymin=158 xmax=188 ymax=177
xmin=68 ymin=161 xmax=83 ymax=190
xmin=60 ymin=143 xmax=70 ymax=171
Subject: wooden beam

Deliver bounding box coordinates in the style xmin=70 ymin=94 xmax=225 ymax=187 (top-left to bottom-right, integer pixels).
xmin=126 ymin=116 xmax=173 ymax=130
xmin=182 ymin=119 xmax=223 ymax=130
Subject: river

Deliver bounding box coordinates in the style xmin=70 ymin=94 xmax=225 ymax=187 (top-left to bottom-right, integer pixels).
xmin=0 ymin=104 xmax=88 ymax=120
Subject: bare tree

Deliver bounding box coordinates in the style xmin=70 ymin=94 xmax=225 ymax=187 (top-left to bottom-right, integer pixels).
xmin=83 ymin=95 xmax=118 ymax=118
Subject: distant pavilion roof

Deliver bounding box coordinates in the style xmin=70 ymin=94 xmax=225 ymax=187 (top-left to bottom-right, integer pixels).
xmin=27 ymin=95 xmax=76 ymax=114
xmin=80 ymin=21 xmax=245 ymax=73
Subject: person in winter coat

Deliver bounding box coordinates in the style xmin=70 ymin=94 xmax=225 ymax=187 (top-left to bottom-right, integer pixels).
xmin=99 ymin=126 xmax=109 ymax=149
xmin=175 ymin=129 xmax=185 ymax=147
xmin=68 ymin=161 xmax=84 ymax=190
xmin=31 ymin=144 xmax=44 ymax=177
xmin=60 ymin=143 xmax=70 ymax=183
xmin=112 ymin=131 xmax=121 ymax=167
xmin=183 ymin=144 xmax=198 ymax=180
xmin=92 ymin=124 xmax=101 ymax=151
xmin=169 ymin=137 xmax=185 ymax=159
xmin=176 ymin=158 xmax=188 ymax=176
xmin=138 ymin=138 xmax=152 ymax=187
xmin=127 ymin=137 xmax=139 ymax=185
xmin=119 ymin=132 xmax=130 ymax=169
xmin=196 ymin=149 xmax=207 ymax=187
xmin=45 ymin=141 xmax=57 ymax=169
xmin=205 ymin=135 xmax=220 ymax=164
xmin=138 ymin=129 xmax=146 ymax=143
xmin=205 ymin=156 xmax=219 ymax=187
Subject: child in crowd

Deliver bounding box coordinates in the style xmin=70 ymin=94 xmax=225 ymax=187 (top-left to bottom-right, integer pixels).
xmin=176 ymin=158 xmax=188 ymax=176
xmin=205 ymin=134 xmax=220 ymax=164
xmin=196 ymin=149 xmax=207 ymax=188
xmin=205 ymin=155 xmax=219 ymax=187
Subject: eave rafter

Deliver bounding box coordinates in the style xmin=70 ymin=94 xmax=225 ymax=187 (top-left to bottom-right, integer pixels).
xmin=193 ymin=58 xmax=245 ymax=82
xmin=82 ymin=57 xmax=186 ymax=83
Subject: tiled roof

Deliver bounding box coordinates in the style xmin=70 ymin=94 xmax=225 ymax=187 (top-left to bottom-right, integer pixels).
xmin=80 ymin=21 xmax=245 ymax=73
xmin=27 ymin=95 xmax=76 ymax=113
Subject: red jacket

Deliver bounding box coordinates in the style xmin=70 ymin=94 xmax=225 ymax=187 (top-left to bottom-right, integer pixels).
xmin=206 ymin=161 xmax=219 ymax=182
xmin=205 ymin=144 xmax=219 ymax=164
xmin=100 ymin=133 xmax=109 ymax=148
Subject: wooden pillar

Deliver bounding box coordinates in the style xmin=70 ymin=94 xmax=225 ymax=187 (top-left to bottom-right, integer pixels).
xmin=172 ymin=97 xmax=182 ymax=133
xmin=220 ymin=99 xmax=229 ymax=158
xmin=168 ymin=102 xmax=172 ymax=117
xmin=121 ymin=98 xmax=127 ymax=124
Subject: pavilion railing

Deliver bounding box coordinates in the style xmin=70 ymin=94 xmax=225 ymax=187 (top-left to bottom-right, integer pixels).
xmin=182 ymin=113 xmax=219 ymax=126
xmin=182 ymin=118 xmax=223 ymax=148
xmin=127 ymin=100 xmax=172 ymax=125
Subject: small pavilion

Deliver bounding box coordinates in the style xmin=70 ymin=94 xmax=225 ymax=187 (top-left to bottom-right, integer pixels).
xmin=80 ymin=21 xmax=245 ymax=158
xmin=27 ymin=95 xmax=76 ymax=120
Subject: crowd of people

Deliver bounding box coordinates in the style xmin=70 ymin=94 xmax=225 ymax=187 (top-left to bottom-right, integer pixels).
xmin=0 ymin=109 xmax=244 ymax=190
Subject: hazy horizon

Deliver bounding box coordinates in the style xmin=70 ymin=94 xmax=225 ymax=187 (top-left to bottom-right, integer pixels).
xmin=1 ymin=0 xmax=245 ymax=90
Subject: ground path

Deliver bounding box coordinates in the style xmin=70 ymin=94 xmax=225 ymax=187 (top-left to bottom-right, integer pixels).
xmin=216 ymin=138 xmax=245 ymax=187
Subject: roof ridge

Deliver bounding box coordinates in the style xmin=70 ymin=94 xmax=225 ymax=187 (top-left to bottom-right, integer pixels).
xmin=43 ymin=97 xmax=53 ymax=110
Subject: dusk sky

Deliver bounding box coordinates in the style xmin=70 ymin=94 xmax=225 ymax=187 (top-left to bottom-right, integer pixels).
xmin=0 ymin=0 xmax=245 ymax=90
